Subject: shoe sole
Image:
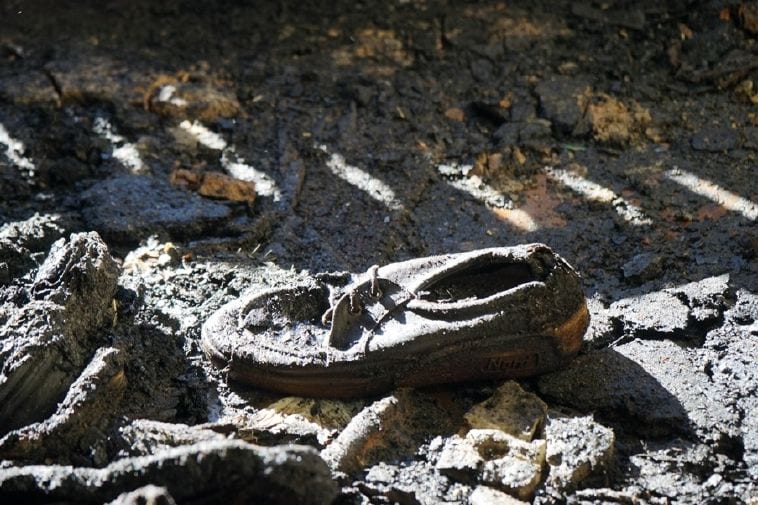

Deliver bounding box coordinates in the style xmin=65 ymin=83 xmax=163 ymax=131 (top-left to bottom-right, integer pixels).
xmin=202 ymin=302 xmax=589 ymax=398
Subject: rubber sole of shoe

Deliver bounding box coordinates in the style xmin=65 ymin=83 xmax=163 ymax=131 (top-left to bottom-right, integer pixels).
xmin=202 ymin=302 xmax=589 ymax=398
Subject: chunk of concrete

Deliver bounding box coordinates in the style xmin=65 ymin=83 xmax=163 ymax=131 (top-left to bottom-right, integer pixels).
xmin=469 ymin=485 xmax=529 ymax=505
xmin=321 ymin=389 xmax=453 ymax=473
xmin=545 ymin=413 xmax=615 ymax=492
xmin=0 ymin=347 xmax=127 ymax=465
xmin=244 ymin=396 xmax=364 ymax=446
xmin=464 ymin=381 xmax=548 ymax=441
xmin=0 ymin=232 xmax=119 ymax=436
xmin=0 ymin=440 xmax=337 ymax=505
xmin=436 ymin=429 xmax=546 ymax=501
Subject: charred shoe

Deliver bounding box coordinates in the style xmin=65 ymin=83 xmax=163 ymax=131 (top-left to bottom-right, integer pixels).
xmin=202 ymin=243 xmax=589 ymax=398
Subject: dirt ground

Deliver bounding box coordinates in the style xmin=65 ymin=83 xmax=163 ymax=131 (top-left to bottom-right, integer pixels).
xmin=0 ymin=0 xmax=757 ymax=503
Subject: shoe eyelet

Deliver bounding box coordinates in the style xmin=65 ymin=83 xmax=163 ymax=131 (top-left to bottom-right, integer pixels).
xmin=349 ymin=303 xmax=363 ymax=315
xmin=370 ymin=287 xmax=383 ymax=299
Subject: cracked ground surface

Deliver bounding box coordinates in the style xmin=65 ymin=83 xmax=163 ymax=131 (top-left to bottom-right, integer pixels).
xmin=0 ymin=0 xmax=757 ymax=503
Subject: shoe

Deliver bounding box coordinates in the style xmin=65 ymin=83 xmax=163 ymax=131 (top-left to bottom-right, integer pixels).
xmin=201 ymin=243 xmax=589 ymax=398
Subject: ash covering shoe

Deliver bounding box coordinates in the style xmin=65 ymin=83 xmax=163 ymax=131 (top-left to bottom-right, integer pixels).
xmin=202 ymin=244 xmax=589 ymax=398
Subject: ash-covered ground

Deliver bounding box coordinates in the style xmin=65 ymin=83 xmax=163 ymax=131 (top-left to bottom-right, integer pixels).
xmin=0 ymin=1 xmax=757 ymax=503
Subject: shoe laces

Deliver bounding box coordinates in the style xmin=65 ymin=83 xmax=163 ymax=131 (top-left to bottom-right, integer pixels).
xmin=321 ymin=265 xmax=381 ymax=326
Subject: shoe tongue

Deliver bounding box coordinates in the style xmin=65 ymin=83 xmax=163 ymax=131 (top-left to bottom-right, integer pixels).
xmin=327 ymin=295 xmax=364 ymax=350
xmin=326 ymin=278 xmax=409 ymax=351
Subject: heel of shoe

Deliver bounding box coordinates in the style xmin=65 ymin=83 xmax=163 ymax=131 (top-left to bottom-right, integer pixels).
xmin=547 ymin=302 xmax=590 ymax=356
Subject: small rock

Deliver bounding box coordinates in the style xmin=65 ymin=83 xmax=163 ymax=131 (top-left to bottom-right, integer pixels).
xmin=518 ymin=121 xmax=552 ymax=146
xmin=509 ymin=99 xmax=537 ymax=122
xmin=464 ymin=381 xmax=548 ymax=441
xmin=535 ymin=75 xmax=592 ymax=135
xmin=545 ymin=413 xmax=615 ymax=492
xmin=493 ymin=123 xmax=521 ymax=145
xmin=170 ymin=168 xmax=256 ymax=203
xmin=320 ymin=395 xmax=398 ymax=473
xmin=321 ymin=389 xmax=453 ymax=473
xmin=585 ymin=94 xmax=651 ymax=146
xmin=167 ymin=168 xmax=202 ymax=189
xmin=445 ymin=107 xmax=466 ymax=122
xmin=198 ymin=172 xmax=256 ymax=202
xmin=351 ymin=84 xmax=374 ymax=107
xmin=469 ymin=485 xmax=528 ymax=505
xmin=477 ymin=434 xmax=546 ymax=501
xmin=704 ymin=473 xmax=723 ymax=489
xmin=493 ymin=121 xmax=551 ymax=149
xmin=437 ymin=429 xmax=546 ymax=501
xmin=435 ymin=434 xmax=482 ymax=479
xmin=242 ymin=396 xmax=364 ymax=446
xmin=622 ymin=252 xmax=664 ymax=283
xmin=107 ymin=485 xmax=176 ymax=505
xmin=147 ymin=81 xmax=240 ymax=121
xmin=691 ymin=126 xmax=739 ymax=152
xmin=123 ymin=238 xmax=184 ymax=272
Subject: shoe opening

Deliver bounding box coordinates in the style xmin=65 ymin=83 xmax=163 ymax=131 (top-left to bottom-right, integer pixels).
xmin=418 ymin=262 xmax=537 ymax=302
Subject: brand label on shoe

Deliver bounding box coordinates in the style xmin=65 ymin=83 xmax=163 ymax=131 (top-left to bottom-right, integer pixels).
xmin=483 ymin=352 xmax=540 ymax=372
